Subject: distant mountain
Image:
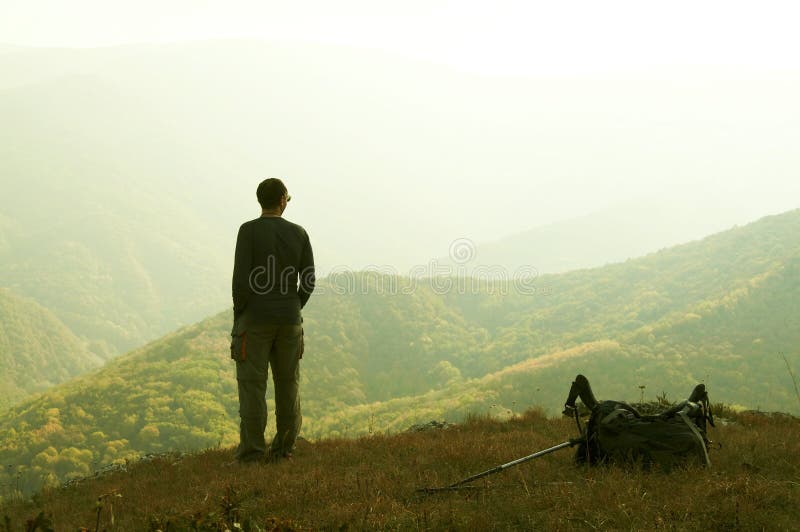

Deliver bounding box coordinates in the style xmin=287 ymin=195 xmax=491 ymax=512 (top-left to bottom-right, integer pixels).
xmin=2 ymin=42 xmax=797 ymax=361
xmin=1 ymin=209 xmax=799 ymax=492
xmin=442 ymin=200 xmax=754 ymax=276
xmin=0 ymin=68 xmax=235 ymax=355
xmin=0 ymin=177 xmax=230 ymax=357
xmin=0 ymin=288 xmax=102 ymax=410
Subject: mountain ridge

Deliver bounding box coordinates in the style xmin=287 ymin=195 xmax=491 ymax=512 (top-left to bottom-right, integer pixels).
xmin=1 ymin=208 xmax=799 ymax=493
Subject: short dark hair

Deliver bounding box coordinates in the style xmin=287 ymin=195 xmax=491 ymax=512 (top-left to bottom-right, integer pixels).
xmin=256 ymin=178 xmax=288 ymax=209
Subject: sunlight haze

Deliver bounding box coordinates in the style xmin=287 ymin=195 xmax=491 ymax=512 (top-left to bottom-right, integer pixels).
xmin=1 ymin=1 xmax=799 ymax=298
xmin=4 ymin=1 xmax=800 ymax=75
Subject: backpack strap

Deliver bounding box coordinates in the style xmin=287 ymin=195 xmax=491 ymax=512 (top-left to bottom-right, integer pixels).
xmin=678 ymin=404 xmax=711 ymax=467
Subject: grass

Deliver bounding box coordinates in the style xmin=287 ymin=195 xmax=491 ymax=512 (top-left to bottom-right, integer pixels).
xmin=2 ymin=408 xmax=798 ymax=530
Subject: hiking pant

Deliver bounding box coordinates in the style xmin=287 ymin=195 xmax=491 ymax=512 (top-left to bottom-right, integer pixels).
xmin=235 ymin=322 xmax=302 ymax=462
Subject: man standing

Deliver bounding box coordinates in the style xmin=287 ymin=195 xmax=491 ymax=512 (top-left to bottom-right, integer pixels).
xmin=231 ymin=178 xmax=315 ymax=463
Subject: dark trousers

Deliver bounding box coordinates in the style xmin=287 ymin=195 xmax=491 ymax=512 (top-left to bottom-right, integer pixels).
xmin=235 ymin=321 xmax=302 ymax=462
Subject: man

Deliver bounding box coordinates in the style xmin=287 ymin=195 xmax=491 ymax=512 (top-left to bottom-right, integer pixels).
xmin=231 ymin=178 xmax=315 ymax=463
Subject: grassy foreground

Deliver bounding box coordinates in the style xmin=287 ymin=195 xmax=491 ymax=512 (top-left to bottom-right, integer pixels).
xmin=2 ymin=408 xmax=798 ymax=531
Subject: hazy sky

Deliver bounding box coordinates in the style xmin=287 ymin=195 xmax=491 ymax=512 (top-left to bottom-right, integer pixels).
xmin=3 ymin=1 xmax=800 ymax=269
xmin=3 ymin=1 xmax=800 ymax=75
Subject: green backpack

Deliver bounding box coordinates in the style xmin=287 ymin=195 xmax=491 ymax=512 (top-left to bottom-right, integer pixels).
xmin=564 ymin=375 xmax=714 ymax=470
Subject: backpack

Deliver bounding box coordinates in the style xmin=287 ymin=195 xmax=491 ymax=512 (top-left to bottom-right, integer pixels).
xmin=565 ymin=375 xmax=714 ymax=470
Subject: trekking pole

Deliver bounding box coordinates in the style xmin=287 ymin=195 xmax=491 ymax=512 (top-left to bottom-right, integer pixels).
xmin=418 ymin=438 xmax=583 ymax=493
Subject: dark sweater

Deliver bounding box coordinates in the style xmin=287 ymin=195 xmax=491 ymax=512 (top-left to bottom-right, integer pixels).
xmin=232 ymin=216 xmax=315 ymax=324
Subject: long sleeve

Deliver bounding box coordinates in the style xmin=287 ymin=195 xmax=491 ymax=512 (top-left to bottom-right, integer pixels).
xmin=232 ymin=223 xmax=253 ymax=319
xmin=298 ymin=235 xmax=315 ymax=309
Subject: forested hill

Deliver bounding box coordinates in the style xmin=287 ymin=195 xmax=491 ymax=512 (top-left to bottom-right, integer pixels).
xmin=0 ymin=288 xmax=102 ymax=410
xmin=1 ymin=209 xmax=799 ymax=494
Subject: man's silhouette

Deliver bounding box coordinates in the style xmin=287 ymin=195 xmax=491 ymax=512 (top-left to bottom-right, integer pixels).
xmin=231 ymin=178 xmax=315 ymax=462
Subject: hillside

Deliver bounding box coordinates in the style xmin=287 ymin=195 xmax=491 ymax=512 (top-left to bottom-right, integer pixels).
xmin=1 ymin=409 xmax=798 ymax=530
xmin=0 ymin=288 xmax=102 ymax=410
xmin=1 ymin=209 xmax=799 ymax=494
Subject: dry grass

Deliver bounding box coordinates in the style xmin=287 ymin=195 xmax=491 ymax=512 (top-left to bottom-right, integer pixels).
xmin=2 ymin=408 xmax=798 ymax=530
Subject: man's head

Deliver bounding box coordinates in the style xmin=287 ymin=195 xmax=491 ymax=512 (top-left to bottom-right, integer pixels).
xmin=257 ymin=178 xmax=291 ymax=213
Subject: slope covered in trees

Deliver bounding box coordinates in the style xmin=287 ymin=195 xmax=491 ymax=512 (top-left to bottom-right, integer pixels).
xmin=0 ymin=209 xmax=798 ymax=493
xmin=0 ymin=288 xmax=102 ymax=410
